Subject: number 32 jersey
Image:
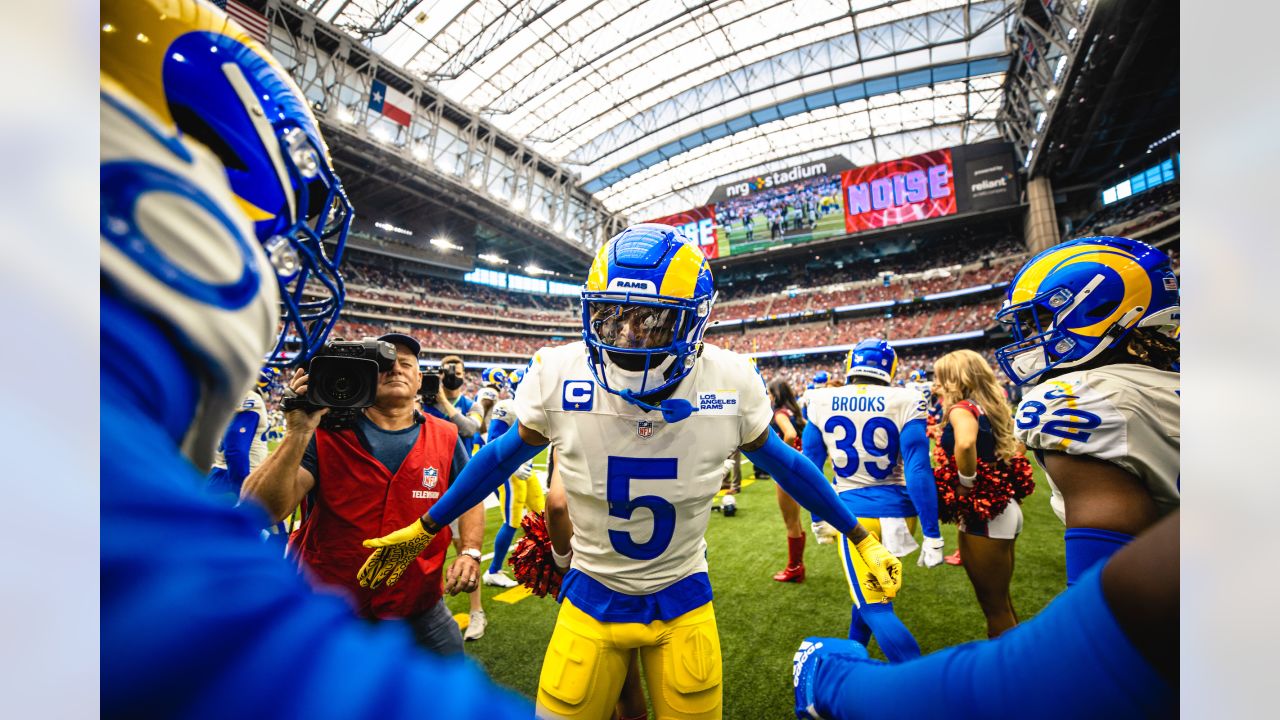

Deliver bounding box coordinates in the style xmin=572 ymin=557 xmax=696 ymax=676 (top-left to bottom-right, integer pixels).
xmin=514 ymin=342 xmax=772 ymax=595
xmin=804 ymin=384 xmax=927 ymax=492
xmin=1014 ymin=364 xmax=1180 ymax=522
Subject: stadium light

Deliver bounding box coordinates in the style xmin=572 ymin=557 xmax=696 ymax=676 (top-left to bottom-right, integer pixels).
xmin=430 ymin=237 xmax=462 ymax=251
xmin=524 ymin=264 xmax=549 ymax=275
xmin=412 ymin=143 xmax=430 ymax=162
xmin=479 ymin=253 xmax=509 ymax=265
xmin=335 ymin=104 xmax=355 ymax=125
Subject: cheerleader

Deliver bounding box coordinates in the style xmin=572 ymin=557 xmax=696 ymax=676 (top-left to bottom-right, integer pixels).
xmin=932 ymin=349 xmax=1035 ymax=638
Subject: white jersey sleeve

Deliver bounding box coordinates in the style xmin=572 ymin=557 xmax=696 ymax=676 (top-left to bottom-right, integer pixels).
xmin=490 ymin=398 xmax=517 ymax=433
xmin=1015 ymin=364 xmax=1180 ymax=521
xmin=513 ymin=348 xmax=554 ymax=437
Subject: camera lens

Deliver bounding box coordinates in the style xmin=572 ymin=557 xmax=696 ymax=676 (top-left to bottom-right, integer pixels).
xmin=320 ymin=370 xmax=365 ymax=404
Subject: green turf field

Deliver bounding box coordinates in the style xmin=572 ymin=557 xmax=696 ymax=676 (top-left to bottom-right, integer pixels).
xmin=721 ymin=209 xmax=847 ymax=256
xmin=446 ymin=454 xmax=1065 ymax=716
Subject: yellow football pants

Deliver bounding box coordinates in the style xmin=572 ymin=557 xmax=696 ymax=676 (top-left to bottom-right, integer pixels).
xmin=838 ymin=516 xmax=918 ymax=607
xmin=536 ymin=598 xmax=722 ymax=720
xmin=497 ymin=471 xmax=546 ymax=529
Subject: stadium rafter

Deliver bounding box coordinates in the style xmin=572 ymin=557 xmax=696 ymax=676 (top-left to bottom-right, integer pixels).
xmin=309 ymin=0 xmax=1017 ymax=220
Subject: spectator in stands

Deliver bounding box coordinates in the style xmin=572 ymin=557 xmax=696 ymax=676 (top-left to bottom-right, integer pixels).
xmin=241 ymin=333 xmax=484 ymax=655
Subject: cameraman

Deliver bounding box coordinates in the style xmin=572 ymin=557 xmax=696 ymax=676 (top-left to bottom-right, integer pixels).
xmin=242 ymin=333 xmax=483 ymax=655
xmin=423 ymin=354 xmax=480 ymax=439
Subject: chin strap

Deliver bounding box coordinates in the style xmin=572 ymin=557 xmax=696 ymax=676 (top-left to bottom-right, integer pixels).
xmin=618 ymin=389 xmax=697 ymax=423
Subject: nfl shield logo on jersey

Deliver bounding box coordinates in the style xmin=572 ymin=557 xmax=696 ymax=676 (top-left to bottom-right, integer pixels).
xmin=422 ymin=467 xmax=439 ymax=489
xmin=637 ymin=420 xmax=653 ymax=439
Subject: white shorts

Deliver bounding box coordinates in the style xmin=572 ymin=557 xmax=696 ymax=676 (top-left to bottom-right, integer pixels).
xmin=958 ymin=500 xmax=1023 ymax=540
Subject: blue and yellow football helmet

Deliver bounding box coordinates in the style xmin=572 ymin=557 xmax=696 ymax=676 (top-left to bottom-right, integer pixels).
xmin=256 ymin=365 xmax=281 ymax=391
xmin=101 ymin=0 xmax=350 ymax=365
xmin=581 ymin=224 xmax=716 ymax=408
xmin=995 ymin=237 xmax=1179 ymax=385
xmin=908 ymin=368 xmax=927 ymax=383
xmin=845 ymin=338 xmax=898 ymax=383
xmin=508 ymin=367 xmax=526 ymax=390
xmin=813 ymin=370 xmax=829 ymax=386
xmin=481 ymin=368 xmax=508 ymax=387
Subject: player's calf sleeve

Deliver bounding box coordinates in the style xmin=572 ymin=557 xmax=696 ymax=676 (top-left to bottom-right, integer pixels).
xmin=489 ymin=524 xmax=517 ymax=575
xmin=847 ymin=605 xmax=871 ymax=645
xmin=428 ymin=427 xmax=545 ymax=527
xmin=1064 ymin=527 xmax=1133 ymax=585
xmin=809 ymin=565 xmax=1171 ymax=719
xmin=858 ymin=603 xmax=920 ymax=663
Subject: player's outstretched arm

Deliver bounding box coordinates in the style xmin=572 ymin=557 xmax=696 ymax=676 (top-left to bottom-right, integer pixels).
xmin=793 ymin=512 xmax=1177 ymax=720
xmin=357 ymin=422 xmax=548 ymax=589
xmin=742 ymin=429 xmax=902 ymax=598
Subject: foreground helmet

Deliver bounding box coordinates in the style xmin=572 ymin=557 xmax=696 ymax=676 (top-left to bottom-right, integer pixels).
xmin=909 ymin=369 xmax=927 ymax=383
xmin=845 ymin=339 xmax=898 ymax=383
xmin=101 ymin=0 xmax=350 ymax=365
xmin=481 ymin=368 xmax=508 ymax=387
xmin=995 ymin=237 xmax=1179 ymax=386
xmin=582 ymin=224 xmax=716 ymax=407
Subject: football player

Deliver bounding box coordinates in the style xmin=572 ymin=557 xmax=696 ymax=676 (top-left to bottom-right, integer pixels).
xmin=101 ymin=0 xmax=527 ymax=716
xmin=207 ymin=366 xmax=277 ymax=497
xmin=483 ymin=366 xmax=546 ymax=588
xmin=904 ymin=368 xmax=942 ymax=428
xmin=357 ymin=224 xmax=902 ymax=719
xmin=996 ymin=237 xmax=1179 ymax=583
xmin=802 ymin=339 xmax=943 ymax=662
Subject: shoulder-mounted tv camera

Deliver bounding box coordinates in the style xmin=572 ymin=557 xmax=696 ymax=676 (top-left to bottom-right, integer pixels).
xmin=281 ymin=338 xmax=396 ymax=430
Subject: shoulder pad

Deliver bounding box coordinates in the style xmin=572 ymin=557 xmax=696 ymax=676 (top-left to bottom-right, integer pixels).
xmin=1014 ymin=374 xmax=1128 ymax=460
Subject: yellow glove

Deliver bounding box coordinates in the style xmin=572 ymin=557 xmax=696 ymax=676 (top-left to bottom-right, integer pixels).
xmin=357 ymin=519 xmax=436 ymax=589
xmin=854 ymin=533 xmax=903 ymax=600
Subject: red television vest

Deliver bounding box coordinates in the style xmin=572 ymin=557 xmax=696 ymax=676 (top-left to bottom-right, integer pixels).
xmin=295 ymin=414 xmax=458 ymax=619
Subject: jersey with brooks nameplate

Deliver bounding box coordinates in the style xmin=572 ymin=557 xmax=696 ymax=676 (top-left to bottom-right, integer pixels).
xmin=1014 ymin=363 xmax=1180 ymax=522
xmin=803 ymin=383 xmax=927 ymax=492
xmin=514 ymin=342 xmax=771 ymax=595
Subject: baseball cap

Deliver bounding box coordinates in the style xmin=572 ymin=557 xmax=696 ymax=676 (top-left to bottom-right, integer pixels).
xmin=377 ymin=332 xmax=421 ymax=357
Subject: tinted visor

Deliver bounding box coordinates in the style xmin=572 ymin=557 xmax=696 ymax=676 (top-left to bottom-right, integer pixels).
xmin=588 ymin=301 xmax=679 ymax=350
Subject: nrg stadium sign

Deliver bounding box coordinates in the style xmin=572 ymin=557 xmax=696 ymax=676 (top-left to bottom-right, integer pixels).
xmin=705 ymin=155 xmax=854 ymax=204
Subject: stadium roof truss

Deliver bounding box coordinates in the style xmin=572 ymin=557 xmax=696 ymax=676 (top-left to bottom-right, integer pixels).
xmin=304 ymin=0 xmax=1017 ymax=221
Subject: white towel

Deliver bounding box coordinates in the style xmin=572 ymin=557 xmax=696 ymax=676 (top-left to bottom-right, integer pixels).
xmin=878 ymin=517 xmax=919 ymax=557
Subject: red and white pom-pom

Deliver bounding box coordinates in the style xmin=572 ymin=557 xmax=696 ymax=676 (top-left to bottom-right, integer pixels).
xmin=509 ymin=512 xmax=565 ymax=600
xmin=934 ymin=454 xmax=1037 ymax=526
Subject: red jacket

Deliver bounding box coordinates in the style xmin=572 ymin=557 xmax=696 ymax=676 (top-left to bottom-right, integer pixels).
xmin=295 ymin=415 xmax=458 ymax=619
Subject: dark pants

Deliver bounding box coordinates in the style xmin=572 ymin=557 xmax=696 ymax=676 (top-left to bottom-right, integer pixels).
xmin=375 ymin=598 xmax=464 ymax=656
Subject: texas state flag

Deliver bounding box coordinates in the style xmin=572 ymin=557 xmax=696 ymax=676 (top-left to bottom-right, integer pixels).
xmin=368 ymin=79 xmax=412 ymax=127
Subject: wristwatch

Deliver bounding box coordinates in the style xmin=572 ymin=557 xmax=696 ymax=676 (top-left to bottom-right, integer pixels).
xmin=459 ymin=548 xmax=482 ymax=562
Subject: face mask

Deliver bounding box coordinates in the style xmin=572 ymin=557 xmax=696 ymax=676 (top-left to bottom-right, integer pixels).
xmin=603 ymin=354 xmax=675 ymax=396
xmin=442 ymin=370 xmax=464 ymax=391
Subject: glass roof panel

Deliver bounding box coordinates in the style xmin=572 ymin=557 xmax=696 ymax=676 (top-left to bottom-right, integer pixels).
xmin=307 ymin=0 xmax=1013 ymax=217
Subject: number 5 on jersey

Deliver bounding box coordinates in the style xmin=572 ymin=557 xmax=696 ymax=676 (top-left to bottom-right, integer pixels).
xmin=607 ymin=456 xmax=678 ymax=560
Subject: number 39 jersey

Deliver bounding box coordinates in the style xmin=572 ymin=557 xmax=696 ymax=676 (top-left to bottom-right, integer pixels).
xmin=803 ymin=383 xmax=927 ymax=492
xmin=1014 ymin=364 xmax=1180 ymax=522
xmin=514 ymin=342 xmax=772 ymax=595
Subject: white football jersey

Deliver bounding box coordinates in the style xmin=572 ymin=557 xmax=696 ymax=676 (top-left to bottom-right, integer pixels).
xmin=904 ymin=381 xmax=934 ymax=407
xmin=514 ymin=342 xmax=772 ymax=594
xmin=490 ymin=398 xmax=516 ymax=434
xmin=803 ymin=383 xmax=928 ymax=493
xmin=211 ymin=390 xmax=269 ymax=472
xmin=1015 ymin=364 xmax=1180 ymax=523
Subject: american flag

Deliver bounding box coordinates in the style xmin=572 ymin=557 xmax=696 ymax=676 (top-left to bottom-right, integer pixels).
xmin=212 ymin=0 xmax=270 ymax=46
